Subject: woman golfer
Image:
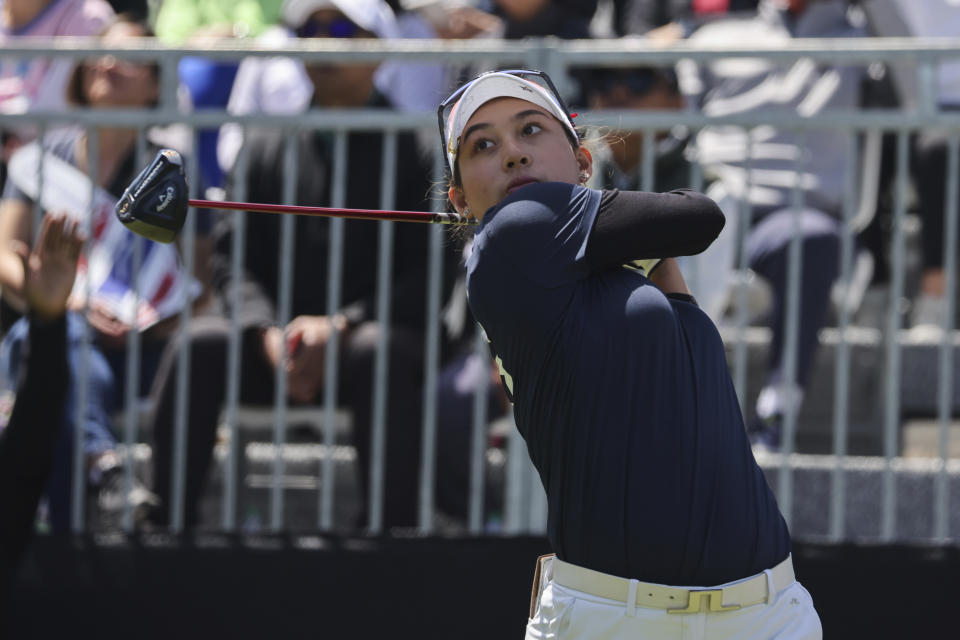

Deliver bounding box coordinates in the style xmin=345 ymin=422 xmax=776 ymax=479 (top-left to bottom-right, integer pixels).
xmin=439 ymin=69 xmax=822 ymax=639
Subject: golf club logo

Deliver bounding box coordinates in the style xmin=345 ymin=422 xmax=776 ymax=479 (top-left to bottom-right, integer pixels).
xmin=156 ymin=185 xmax=177 ymax=213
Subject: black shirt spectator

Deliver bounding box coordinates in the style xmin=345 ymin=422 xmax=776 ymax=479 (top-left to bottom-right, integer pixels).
xmin=613 ymin=0 xmax=759 ymax=36
xmin=147 ymin=90 xmax=461 ymax=529
xmin=494 ymin=0 xmax=598 ymax=38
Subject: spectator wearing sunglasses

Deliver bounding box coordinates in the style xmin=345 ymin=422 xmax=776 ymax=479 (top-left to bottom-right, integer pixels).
xmin=490 ymin=0 xmax=598 ymax=39
xmin=582 ymin=66 xmax=691 ymax=194
xmin=154 ymin=0 xmax=286 ymax=192
xmin=292 ymin=10 xmax=366 ymax=37
xmin=146 ymin=0 xmax=466 ymax=531
xmin=371 ymin=1 xmax=505 ymax=116
xmin=580 ymin=64 xmax=742 ymax=335
xmin=216 ymin=0 xmax=398 ymax=176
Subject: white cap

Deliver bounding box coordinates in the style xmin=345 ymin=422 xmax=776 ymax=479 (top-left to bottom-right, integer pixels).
xmin=281 ymin=0 xmax=399 ymax=39
xmin=444 ymin=72 xmax=578 ymax=172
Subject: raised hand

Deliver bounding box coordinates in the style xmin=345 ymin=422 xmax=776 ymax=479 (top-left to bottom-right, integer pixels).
xmin=12 ymin=213 xmax=84 ymax=321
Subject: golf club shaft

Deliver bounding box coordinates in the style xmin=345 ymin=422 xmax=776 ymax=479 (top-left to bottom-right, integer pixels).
xmin=188 ymin=199 xmax=475 ymax=225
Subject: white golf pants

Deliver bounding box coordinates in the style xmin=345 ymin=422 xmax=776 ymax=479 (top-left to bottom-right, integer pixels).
xmin=525 ymin=554 xmax=822 ymax=640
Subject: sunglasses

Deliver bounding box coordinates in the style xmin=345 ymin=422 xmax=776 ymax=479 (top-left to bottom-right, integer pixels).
xmin=586 ymin=68 xmax=677 ymax=97
xmin=595 ymin=69 xmax=658 ymax=95
xmin=437 ymin=69 xmax=575 ymax=171
xmin=296 ymin=16 xmax=363 ymax=39
xmin=82 ymin=55 xmax=156 ymax=83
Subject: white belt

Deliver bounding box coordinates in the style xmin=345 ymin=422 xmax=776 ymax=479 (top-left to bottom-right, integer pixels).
xmin=552 ymin=555 xmax=795 ymax=614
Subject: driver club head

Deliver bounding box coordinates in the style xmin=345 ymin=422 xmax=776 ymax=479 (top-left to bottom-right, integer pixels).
xmin=115 ymin=149 xmax=188 ymax=244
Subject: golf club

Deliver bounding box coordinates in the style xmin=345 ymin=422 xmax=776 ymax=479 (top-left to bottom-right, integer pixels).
xmin=115 ymin=149 xmax=475 ymax=244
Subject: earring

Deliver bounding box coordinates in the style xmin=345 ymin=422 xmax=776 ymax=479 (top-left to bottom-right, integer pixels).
xmin=464 ymin=207 xmax=471 ymax=217
xmin=578 ymin=172 xmax=589 ymax=183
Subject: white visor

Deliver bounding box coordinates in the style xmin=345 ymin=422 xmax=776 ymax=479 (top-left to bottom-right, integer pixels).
xmin=281 ymin=0 xmax=399 ymax=38
xmin=445 ymin=72 xmax=577 ymax=172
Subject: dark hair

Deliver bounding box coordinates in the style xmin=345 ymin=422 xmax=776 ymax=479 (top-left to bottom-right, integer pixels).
xmin=578 ymin=66 xmax=679 ymax=102
xmin=65 ymin=14 xmax=160 ymax=107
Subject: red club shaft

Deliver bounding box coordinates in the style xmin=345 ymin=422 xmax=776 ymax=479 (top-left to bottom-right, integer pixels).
xmin=187 ymin=199 xmax=475 ymax=225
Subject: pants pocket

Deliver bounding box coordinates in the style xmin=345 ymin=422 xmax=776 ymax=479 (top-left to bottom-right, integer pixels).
xmin=526 ymin=584 xmax=577 ymax=640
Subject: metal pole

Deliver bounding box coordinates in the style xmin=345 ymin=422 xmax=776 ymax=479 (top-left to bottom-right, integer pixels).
xmin=367 ymin=132 xmax=398 ymax=534
xmin=468 ymin=329 xmax=491 ymax=534
xmin=829 ymin=131 xmax=858 ymax=541
xmin=319 ymin=131 xmax=347 ymax=530
xmin=685 ymin=155 xmax=704 ymax=298
xmin=919 ymin=57 xmax=938 ymax=119
xmin=881 ymin=129 xmax=910 ymax=542
xmin=121 ymin=131 xmax=147 ymax=532
xmin=71 ymin=129 xmax=97 ymax=534
xmin=641 ymin=129 xmax=654 ymax=192
xmin=733 ymin=129 xmax=755 ymax=409
xmin=777 ymin=130 xmax=807 ymax=528
xmin=169 ymin=130 xmax=199 ymax=532
xmin=269 ymin=131 xmax=298 ymax=531
xmin=222 ymin=139 xmax=249 ymax=531
xmin=504 ymin=411 xmax=526 ymax=534
xmin=31 ymin=123 xmax=46 ymax=242
xmin=934 ymin=135 xmax=959 ymax=542
xmin=417 ymin=152 xmax=446 ymax=533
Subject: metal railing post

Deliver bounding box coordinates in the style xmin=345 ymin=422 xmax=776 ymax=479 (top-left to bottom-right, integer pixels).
xmin=469 ymin=329 xmax=491 ymax=534
xmin=319 ymin=131 xmax=348 ymax=530
xmin=222 ymin=139 xmax=249 ymax=532
xmin=120 ymin=131 xmax=147 ymax=532
xmin=417 ymin=151 xmax=446 ymax=534
xmin=934 ymin=136 xmax=959 ymax=542
xmin=881 ymin=129 xmax=910 ymax=543
xmin=169 ymin=130 xmax=199 ymax=533
xmin=71 ymin=129 xmax=98 ymax=534
xmin=368 ymin=131 xmax=398 ymax=534
xmin=269 ymin=131 xmax=299 ymax=532
xmin=777 ymin=130 xmax=808 ymax=529
xmin=829 ymin=131 xmax=858 ymax=542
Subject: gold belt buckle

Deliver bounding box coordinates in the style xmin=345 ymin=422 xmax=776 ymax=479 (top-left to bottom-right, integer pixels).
xmin=667 ymin=589 xmax=741 ymax=614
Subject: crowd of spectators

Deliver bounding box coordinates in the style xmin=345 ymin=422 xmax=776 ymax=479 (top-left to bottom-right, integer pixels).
xmin=0 ymin=0 xmax=958 ymax=546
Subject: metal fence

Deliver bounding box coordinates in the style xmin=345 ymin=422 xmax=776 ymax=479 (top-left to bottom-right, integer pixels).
xmin=2 ymin=36 xmax=960 ymax=545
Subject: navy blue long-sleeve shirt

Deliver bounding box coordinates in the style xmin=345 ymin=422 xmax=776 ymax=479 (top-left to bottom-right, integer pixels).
xmin=466 ymin=182 xmax=789 ymax=585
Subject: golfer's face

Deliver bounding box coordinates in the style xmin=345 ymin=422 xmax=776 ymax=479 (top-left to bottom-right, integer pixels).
xmin=455 ymin=97 xmax=582 ymax=218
